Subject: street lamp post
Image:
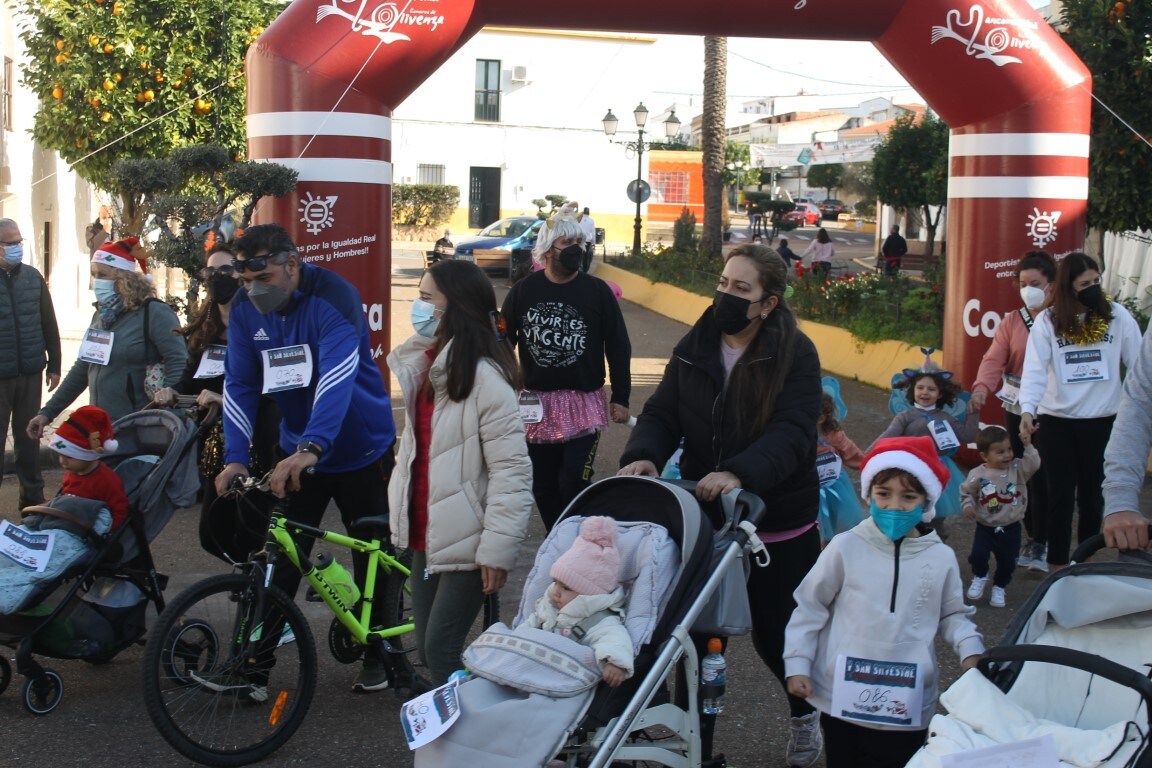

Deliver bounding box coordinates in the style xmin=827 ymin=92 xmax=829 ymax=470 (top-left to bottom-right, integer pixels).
xmin=725 ymin=160 xmax=748 ymax=211
xmin=602 ymin=103 xmax=681 ymax=258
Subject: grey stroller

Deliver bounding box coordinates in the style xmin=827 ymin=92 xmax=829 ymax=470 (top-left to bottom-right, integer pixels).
xmin=0 ymin=408 xmax=200 ymax=714
xmin=415 ymin=475 xmax=766 ymax=768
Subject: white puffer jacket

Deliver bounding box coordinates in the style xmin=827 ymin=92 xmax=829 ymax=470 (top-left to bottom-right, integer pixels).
xmin=388 ymin=335 xmax=532 ymax=573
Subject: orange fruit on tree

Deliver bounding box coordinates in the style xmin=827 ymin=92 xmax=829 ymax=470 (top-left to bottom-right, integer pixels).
xmin=171 ymin=80 xmax=182 ymax=89
xmin=51 ymin=87 xmax=64 ymax=99
xmin=100 ymin=112 xmax=112 ymax=122
xmin=76 ymin=137 xmax=88 ymax=148
xmin=90 ymin=97 xmax=102 ymax=107
xmin=89 ymin=35 xmax=100 ymax=46
xmin=103 ymin=43 xmax=114 ymax=54
xmin=112 ymin=2 xmax=123 ymax=14
xmin=56 ymin=39 xmax=66 ymax=50
xmin=135 ymin=92 xmax=145 ymax=102
xmin=102 ymin=78 xmax=115 ymax=90
xmin=143 ymin=89 xmax=154 ymax=101
xmin=55 ymin=53 xmax=67 ymax=64
xmin=114 ymin=72 xmax=122 ymax=82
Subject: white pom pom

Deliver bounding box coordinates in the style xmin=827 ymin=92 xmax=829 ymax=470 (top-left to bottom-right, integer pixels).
xmin=103 ymin=438 xmax=119 ymax=452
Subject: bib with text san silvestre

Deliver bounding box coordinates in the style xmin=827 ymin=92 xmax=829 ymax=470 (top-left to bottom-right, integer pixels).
xmin=260 ymin=344 xmax=313 ymax=394
xmin=194 ymin=345 xmax=227 ymax=379
xmin=77 ymin=328 xmax=114 ymax=365
xmin=1059 ymin=348 xmax=1108 ymax=385
xmin=831 ymin=653 xmax=923 ymax=728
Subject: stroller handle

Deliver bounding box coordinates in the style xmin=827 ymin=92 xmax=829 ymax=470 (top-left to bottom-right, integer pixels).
xmin=1071 ymin=527 xmax=1152 ymax=564
xmin=980 ymin=644 xmax=1152 ymax=716
xmin=660 ymin=479 xmax=767 ymax=532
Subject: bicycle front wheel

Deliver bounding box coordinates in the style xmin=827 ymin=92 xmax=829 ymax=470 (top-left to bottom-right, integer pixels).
xmin=142 ymin=573 xmax=317 ymax=767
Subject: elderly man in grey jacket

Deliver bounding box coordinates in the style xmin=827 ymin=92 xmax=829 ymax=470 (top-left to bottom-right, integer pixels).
xmin=0 ymin=218 xmax=61 ymax=511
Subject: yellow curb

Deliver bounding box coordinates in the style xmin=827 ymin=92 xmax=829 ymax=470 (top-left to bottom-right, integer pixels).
xmin=596 ymin=262 xmax=938 ymax=390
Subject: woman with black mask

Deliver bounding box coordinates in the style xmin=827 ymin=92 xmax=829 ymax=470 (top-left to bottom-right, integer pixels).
xmin=619 ymin=244 xmax=825 ymax=767
xmin=1019 ymin=251 xmax=1141 ymax=570
xmin=152 ymin=244 xmax=280 ymax=562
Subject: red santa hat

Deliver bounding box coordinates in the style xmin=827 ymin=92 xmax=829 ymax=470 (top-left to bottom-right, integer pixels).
xmin=49 ymin=405 xmax=119 ymax=461
xmin=92 ymin=237 xmax=148 ymax=275
xmin=859 ymin=436 xmax=950 ymax=522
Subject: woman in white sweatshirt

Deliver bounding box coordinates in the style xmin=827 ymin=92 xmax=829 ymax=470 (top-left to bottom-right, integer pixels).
xmin=1018 ymin=252 xmax=1140 ymax=569
xmin=801 ymin=228 xmax=835 ymax=276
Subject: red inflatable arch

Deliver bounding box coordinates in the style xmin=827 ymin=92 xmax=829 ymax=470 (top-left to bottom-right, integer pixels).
xmin=246 ymin=0 xmax=1090 ymax=388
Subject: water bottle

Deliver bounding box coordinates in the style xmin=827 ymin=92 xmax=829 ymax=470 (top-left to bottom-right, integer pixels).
xmin=314 ymin=552 xmax=360 ymax=609
xmin=701 ymin=637 xmax=726 ymax=715
xmin=661 ymin=441 xmax=685 ymax=480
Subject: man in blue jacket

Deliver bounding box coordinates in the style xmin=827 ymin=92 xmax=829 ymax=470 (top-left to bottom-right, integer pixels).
xmin=216 ymin=223 xmax=398 ymax=694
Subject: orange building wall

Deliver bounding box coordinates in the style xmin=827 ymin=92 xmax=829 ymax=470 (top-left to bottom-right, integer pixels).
xmin=647 ymin=150 xmax=704 ymax=223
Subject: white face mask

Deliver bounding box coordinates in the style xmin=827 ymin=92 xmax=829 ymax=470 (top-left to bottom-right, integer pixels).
xmin=1020 ymin=285 xmax=1047 ymax=310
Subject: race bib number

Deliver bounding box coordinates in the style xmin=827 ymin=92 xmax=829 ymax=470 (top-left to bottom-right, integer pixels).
xmin=995 ymin=374 xmax=1021 ymax=406
xmin=1059 ymin=348 xmax=1108 ymax=385
xmin=929 ymin=420 xmax=960 ymax=453
xmin=0 ymin=520 xmax=56 ymax=573
xmin=518 ymin=391 xmax=543 ymax=424
xmin=77 ymin=328 xmax=114 ymax=365
xmin=831 ymin=654 xmax=923 ymax=728
xmin=816 ymin=452 xmax=843 ymax=487
xmin=194 ymin=345 xmax=227 ymax=379
xmin=400 ymin=678 xmax=461 ymax=749
xmin=260 ymin=344 xmax=313 ymax=394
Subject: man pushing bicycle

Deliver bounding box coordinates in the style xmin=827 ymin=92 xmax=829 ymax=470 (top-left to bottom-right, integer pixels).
xmin=215 ymin=223 xmax=399 ymax=693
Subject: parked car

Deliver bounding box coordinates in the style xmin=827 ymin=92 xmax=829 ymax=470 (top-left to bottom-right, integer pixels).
xmin=454 ymin=216 xmax=542 ymax=273
xmin=794 ymin=196 xmax=818 ymax=207
xmin=819 ymin=199 xmax=846 ymax=219
xmin=783 ymin=202 xmax=821 ymax=227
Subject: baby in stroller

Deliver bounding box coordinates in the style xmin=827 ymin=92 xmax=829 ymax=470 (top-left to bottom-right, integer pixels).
xmin=527 ymin=516 xmax=634 ymax=688
xmin=45 ymin=406 xmax=129 ymax=528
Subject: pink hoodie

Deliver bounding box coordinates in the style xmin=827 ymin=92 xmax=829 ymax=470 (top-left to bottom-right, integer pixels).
xmin=972 ymin=309 xmax=1034 ymax=396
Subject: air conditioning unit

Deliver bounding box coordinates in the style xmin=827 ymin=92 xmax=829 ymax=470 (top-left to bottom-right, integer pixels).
xmin=511 ymin=65 xmax=530 ymax=84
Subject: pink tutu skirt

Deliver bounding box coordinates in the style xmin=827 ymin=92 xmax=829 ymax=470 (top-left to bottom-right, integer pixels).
xmin=524 ymin=389 xmax=609 ymax=444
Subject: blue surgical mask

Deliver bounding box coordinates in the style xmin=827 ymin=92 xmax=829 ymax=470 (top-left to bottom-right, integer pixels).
xmin=869 ymin=499 xmax=924 ymax=541
xmin=411 ymin=298 xmax=441 ymax=338
xmin=93 ymin=278 xmax=117 ymax=305
xmin=3 ymin=243 xmax=22 ymax=266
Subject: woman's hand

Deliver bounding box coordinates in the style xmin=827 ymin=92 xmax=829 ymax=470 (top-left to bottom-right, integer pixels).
xmin=786 ymin=675 xmax=813 ymax=699
xmin=196 ymin=390 xmax=223 ymax=409
xmin=26 ymin=414 xmax=49 ymax=440
xmin=695 ymin=471 xmax=742 ymax=502
xmin=480 ymin=566 xmax=507 ymax=595
xmin=1019 ymin=413 xmax=1038 ymax=444
xmin=967 ymin=390 xmax=987 ymax=414
xmin=617 ymin=460 xmax=658 ymax=477
xmin=1104 ymin=511 xmax=1151 ymax=551
xmin=152 ymin=386 xmax=179 ymax=407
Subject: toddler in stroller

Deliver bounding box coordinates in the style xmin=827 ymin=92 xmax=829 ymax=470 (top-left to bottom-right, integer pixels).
xmin=414 ymin=474 xmax=764 ymax=768
xmin=0 ymin=407 xmax=199 ymax=714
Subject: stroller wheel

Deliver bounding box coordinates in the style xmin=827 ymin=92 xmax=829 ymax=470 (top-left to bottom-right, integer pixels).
xmin=21 ymin=669 xmax=64 ymax=715
xmin=0 ymin=654 xmax=10 ymax=696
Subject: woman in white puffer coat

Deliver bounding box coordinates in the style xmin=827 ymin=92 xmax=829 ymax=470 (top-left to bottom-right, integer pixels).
xmin=388 ymin=259 xmax=533 ymax=685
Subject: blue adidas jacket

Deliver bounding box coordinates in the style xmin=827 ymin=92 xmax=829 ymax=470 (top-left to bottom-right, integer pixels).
xmin=223 ymin=263 xmax=395 ymax=473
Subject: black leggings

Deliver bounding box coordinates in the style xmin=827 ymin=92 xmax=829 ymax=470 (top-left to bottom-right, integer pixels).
xmin=821 ymin=714 xmax=927 ymax=768
xmin=1032 ymin=414 xmax=1114 ymax=565
xmin=527 ymin=432 xmax=600 ymax=531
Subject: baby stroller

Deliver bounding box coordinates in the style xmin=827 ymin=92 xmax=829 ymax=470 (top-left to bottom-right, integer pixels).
xmin=905 ymin=534 xmax=1152 ymax=767
xmin=415 ymin=474 xmax=766 ymax=768
xmin=0 ymin=408 xmax=200 ymax=715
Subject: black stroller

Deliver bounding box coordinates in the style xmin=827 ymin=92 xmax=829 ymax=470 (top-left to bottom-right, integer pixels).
xmin=0 ymin=408 xmax=200 ymax=715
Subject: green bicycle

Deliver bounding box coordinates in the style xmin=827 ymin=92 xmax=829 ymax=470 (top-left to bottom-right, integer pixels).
xmin=141 ymin=472 xmax=421 ymax=766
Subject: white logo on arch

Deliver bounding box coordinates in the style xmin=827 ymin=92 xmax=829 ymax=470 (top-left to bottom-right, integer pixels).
xmin=299 ymin=192 xmax=339 ymax=235
xmin=930 ymin=6 xmax=1038 ymax=67
xmin=1026 ymin=208 xmax=1061 ymax=249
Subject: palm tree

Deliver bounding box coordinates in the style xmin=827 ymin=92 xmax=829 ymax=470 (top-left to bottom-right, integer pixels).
xmin=699 ymin=36 xmax=726 ymax=261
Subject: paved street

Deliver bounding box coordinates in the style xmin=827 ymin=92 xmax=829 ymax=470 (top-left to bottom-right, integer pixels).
xmin=0 ymin=252 xmax=1140 ymax=768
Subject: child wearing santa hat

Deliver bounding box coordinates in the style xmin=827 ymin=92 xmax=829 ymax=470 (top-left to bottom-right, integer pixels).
xmin=526 ymin=516 xmax=634 ymax=687
xmin=46 ymin=405 xmax=129 ymax=531
xmin=783 ymin=436 xmax=985 ymax=768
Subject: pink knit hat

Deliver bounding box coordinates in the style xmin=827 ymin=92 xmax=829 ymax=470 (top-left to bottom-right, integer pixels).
xmin=550 ymin=516 xmax=621 ymax=596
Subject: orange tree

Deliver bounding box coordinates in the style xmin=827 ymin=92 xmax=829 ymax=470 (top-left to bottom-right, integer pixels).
xmin=17 ymin=0 xmax=282 ymax=232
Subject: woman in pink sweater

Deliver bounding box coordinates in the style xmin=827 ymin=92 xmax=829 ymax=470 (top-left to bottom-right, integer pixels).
xmin=967 ymin=250 xmax=1055 ymax=571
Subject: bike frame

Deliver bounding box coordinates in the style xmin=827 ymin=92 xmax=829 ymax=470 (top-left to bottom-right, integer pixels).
xmin=260 ymin=508 xmax=414 ymax=646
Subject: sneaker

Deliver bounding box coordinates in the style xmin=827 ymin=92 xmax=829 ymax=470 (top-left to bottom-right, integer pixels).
xmin=786 ymin=712 xmax=823 ymax=767
xmin=1028 ymin=544 xmax=1050 ymax=573
xmin=352 ymin=659 xmax=390 ymax=693
xmin=990 ymin=586 xmax=1006 ymax=608
xmin=966 ymin=575 xmax=989 ymax=601
xmin=1017 ymin=541 xmax=1037 ymax=569
xmin=190 ymin=671 xmax=269 ymax=703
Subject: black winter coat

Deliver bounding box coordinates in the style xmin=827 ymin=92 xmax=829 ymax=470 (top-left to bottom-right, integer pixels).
xmin=620 ymin=307 xmax=821 ymax=533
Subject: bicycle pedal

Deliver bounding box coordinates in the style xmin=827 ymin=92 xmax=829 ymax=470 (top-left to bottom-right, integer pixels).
xmin=305 ymin=586 xmax=322 ymax=602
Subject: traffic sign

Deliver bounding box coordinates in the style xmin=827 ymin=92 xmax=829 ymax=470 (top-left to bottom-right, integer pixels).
xmin=627 ymin=179 xmax=651 ymax=203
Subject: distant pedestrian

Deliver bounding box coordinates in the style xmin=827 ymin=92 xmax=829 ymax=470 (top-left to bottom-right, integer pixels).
xmin=432 ymin=229 xmax=454 ymax=262
xmin=0 ymin=218 xmax=62 ymax=512
xmin=777 ymin=238 xmax=798 ymax=268
xmin=880 ymin=225 xmax=908 ymax=275
xmin=802 ymin=228 xmax=834 ymax=276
